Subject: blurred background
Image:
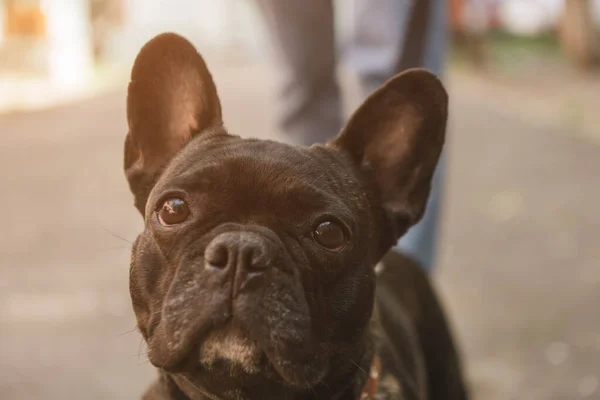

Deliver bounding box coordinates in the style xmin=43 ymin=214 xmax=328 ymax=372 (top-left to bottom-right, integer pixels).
xmin=0 ymin=0 xmax=599 ymax=399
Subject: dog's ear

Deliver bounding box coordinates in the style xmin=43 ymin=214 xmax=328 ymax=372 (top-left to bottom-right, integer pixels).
xmin=331 ymin=69 xmax=447 ymax=243
xmin=124 ymin=32 xmax=223 ymax=214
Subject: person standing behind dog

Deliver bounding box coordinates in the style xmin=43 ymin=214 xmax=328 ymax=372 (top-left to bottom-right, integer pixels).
xmin=253 ymin=0 xmax=447 ymax=271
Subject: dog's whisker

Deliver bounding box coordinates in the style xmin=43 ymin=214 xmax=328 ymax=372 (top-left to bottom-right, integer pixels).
xmin=304 ymin=377 xmax=318 ymax=398
xmin=116 ymin=326 xmax=139 ymax=338
xmin=317 ymin=378 xmax=333 ymax=394
xmin=349 ymin=358 xmax=368 ymax=376
xmin=308 ymin=171 xmax=329 ymax=187
xmin=92 ymin=245 xmax=132 ymax=253
xmin=100 ymin=225 xmax=134 ymax=244
xmin=137 ymin=338 xmax=149 ymax=364
xmin=181 ymin=374 xmax=210 ymax=394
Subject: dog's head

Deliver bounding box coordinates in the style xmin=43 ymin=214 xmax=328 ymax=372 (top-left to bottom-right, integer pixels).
xmin=124 ymin=33 xmax=447 ymax=398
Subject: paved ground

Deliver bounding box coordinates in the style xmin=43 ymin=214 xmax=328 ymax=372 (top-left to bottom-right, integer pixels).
xmin=1 ymin=58 xmax=599 ymax=400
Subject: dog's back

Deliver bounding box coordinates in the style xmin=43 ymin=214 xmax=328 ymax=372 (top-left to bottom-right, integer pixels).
xmin=374 ymin=251 xmax=469 ymax=400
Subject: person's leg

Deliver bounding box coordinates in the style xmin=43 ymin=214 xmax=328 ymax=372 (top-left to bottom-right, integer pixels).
xmin=348 ymin=0 xmax=448 ymax=271
xmin=396 ymin=0 xmax=448 ymax=271
xmin=253 ymin=0 xmax=341 ymax=145
xmin=347 ymin=0 xmax=413 ymax=96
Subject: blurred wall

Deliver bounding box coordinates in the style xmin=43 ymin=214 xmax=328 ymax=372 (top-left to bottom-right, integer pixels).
xmin=0 ymin=4 xmax=4 ymax=45
xmin=104 ymin=0 xmax=249 ymax=64
xmin=497 ymin=0 xmax=600 ymax=36
xmin=43 ymin=0 xmax=94 ymax=86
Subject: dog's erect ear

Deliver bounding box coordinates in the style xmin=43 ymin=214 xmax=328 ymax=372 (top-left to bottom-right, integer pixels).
xmin=331 ymin=69 xmax=448 ymax=243
xmin=124 ymin=32 xmax=223 ymax=214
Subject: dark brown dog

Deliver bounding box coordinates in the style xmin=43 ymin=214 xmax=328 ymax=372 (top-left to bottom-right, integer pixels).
xmin=124 ymin=33 xmax=468 ymax=400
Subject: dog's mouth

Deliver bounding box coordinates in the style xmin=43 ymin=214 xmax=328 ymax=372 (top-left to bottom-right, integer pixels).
xmin=157 ymin=314 xmax=331 ymax=392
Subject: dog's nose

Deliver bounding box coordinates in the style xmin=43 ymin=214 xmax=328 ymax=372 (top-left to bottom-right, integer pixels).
xmin=204 ymin=231 xmax=272 ymax=272
xmin=205 ymin=232 xmax=273 ymax=297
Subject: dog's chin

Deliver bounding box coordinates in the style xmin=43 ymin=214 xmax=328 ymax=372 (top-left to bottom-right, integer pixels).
xmin=184 ymin=324 xmax=329 ymax=390
xmin=198 ymin=325 xmax=264 ymax=374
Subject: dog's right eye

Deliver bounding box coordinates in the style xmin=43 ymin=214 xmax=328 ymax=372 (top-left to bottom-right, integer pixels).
xmin=312 ymin=221 xmax=346 ymax=252
xmin=157 ymin=198 xmax=190 ymax=226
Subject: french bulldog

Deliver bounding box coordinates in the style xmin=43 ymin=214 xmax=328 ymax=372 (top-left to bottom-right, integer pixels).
xmin=124 ymin=33 xmax=469 ymax=400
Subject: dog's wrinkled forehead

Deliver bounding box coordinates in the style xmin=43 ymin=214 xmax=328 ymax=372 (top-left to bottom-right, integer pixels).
xmin=147 ymin=133 xmax=360 ymax=221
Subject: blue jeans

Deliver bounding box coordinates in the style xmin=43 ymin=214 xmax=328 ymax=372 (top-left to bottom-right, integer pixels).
xmin=254 ymin=0 xmax=448 ymax=271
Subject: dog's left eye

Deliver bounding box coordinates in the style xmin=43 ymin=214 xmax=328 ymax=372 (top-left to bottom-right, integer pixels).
xmin=157 ymin=198 xmax=190 ymax=226
xmin=312 ymin=221 xmax=346 ymax=252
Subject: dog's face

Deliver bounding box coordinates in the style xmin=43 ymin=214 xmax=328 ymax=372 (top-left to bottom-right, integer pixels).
xmin=124 ymin=33 xmax=447 ymax=398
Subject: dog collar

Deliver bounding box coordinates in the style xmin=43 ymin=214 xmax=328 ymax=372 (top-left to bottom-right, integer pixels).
xmin=360 ymin=354 xmax=382 ymax=400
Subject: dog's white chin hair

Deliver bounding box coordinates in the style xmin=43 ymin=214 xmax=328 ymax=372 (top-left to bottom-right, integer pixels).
xmin=199 ymin=326 xmax=261 ymax=374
